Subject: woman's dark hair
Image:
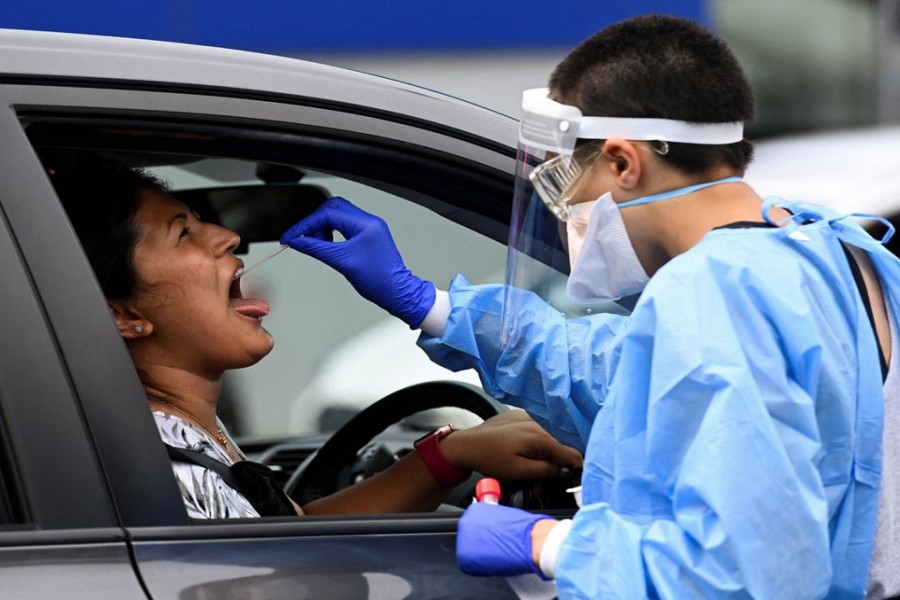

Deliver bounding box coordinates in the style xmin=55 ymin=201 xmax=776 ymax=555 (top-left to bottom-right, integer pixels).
xmin=45 ymin=152 xmax=169 ymax=300
xmin=549 ymin=14 xmax=755 ymax=174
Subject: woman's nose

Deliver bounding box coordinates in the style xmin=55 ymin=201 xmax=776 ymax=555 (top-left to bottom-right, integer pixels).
xmin=211 ymin=224 xmax=241 ymax=255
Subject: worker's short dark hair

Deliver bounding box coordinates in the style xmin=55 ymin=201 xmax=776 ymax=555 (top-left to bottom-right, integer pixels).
xmin=549 ymin=14 xmax=755 ymax=174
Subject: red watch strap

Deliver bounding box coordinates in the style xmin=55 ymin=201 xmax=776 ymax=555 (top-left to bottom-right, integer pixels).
xmin=414 ymin=426 xmax=470 ymax=488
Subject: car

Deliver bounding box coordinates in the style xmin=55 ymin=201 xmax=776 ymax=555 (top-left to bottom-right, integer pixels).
xmin=0 ymin=28 xmax=579 ymax=599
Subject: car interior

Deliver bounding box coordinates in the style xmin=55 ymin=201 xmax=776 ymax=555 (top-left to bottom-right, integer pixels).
xmin=24 ymin=115 xmax=583 ymax=517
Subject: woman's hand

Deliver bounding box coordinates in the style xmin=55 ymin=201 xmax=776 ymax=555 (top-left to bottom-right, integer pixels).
xmin=441 ymin=410 xmax=583 ymax=480
xmin=305 ymin=409 xmax=582 ymax=516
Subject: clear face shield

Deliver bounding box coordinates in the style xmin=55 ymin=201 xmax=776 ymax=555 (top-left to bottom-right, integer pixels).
xmin=504 ymin=89 xmax=610 ymax=339
xmin=503 ymin=88 xmax=744 ymax=342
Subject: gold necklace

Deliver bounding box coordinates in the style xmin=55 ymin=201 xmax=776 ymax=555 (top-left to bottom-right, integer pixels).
xmin=150 ymin=397 xmax=230 ymax=452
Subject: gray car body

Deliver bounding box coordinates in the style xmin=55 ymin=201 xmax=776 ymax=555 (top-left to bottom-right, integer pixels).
xmin=0 ymin=29 xmax=536 ymax=599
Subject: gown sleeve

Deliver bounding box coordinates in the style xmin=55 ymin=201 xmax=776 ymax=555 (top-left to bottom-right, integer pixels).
xmin=417 ymin=274 xmax=630 ymax=451
xmin=555 ymin=245 xmax=843 ymax=599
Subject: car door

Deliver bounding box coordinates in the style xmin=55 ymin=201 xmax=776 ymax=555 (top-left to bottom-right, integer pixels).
xmin=0 ymin=36 xmax=569 ymax=598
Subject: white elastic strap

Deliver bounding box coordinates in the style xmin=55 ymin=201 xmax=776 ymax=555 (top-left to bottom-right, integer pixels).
xmin=538 ymin=519 xmax=574 ymax=579
xmin=577 ymin=116 xmax=743 ymax=145
xmin=418 ymin=289 xmax=451 ymax=336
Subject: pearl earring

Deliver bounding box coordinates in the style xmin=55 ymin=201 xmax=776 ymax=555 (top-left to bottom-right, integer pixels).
xmin=134 ymin=324 xmax=144 ymax=334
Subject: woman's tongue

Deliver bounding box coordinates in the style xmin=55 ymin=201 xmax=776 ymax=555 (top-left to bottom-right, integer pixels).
xmin=229 ymin=279 xmax=269 ymax=318
xmin=230 ymin=297 xmax=270 ymax=318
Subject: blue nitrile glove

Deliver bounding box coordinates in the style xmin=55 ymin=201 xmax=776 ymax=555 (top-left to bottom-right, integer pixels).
xmin=280 ymin=197 xmax=436 ymax=328
xmin=456 ymin=502 xmax=550 ymax=578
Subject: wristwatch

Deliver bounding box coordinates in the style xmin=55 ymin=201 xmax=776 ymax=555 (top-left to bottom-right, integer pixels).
xmin=413 ymin=424 xmax=470 ymax=488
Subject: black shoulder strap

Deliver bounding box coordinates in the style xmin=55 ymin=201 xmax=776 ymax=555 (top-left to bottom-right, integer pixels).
xmin=164 ymin=444 xmax=296 ymax=517
xmin=841 ymin=243 xmax=888 ymax=381
xmin=164 ymin=444 xmax=243 ymax=490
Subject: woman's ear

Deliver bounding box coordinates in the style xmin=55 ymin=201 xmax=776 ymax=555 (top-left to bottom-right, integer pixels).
xmin=109 ymin=300 xmax=152 ymax=339
xmin=600 ymin=138 xmax=642 ymax=191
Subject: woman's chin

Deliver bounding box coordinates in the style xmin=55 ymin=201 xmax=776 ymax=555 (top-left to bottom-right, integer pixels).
xmin=212 ymin=328 xmax=274 ymax=371
xmin=248 ymin=331 xmax=275 ymax=363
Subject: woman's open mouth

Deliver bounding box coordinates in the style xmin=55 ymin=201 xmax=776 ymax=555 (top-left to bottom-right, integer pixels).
xmin=228 ymin=276 xmax=270 ymax=319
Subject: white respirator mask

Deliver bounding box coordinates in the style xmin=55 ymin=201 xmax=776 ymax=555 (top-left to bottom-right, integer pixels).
xmin=566 ymin=177 xmax=742 ymax=303
xmin=566 ymin=192 xmax=649 ymax=303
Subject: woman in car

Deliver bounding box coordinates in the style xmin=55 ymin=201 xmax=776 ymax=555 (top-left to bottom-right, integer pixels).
xmin=48 ymin=154 xmax=583 ymax=519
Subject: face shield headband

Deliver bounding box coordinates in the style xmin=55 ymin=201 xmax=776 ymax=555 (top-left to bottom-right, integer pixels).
xmin=520 ymin=87 xmax=744 ymax=220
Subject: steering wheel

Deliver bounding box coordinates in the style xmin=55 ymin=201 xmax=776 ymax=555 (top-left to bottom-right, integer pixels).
xmin=284 ymin=381 xmax=505 ymax=506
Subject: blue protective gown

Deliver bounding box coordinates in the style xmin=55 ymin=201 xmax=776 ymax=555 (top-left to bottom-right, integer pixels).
xmin=418 ymin=203 xmax=900 ymax=599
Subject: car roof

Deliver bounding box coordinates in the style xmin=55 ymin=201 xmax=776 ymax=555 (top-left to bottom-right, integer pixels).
xmin=0 ymin=28 xmax=517 ymax=148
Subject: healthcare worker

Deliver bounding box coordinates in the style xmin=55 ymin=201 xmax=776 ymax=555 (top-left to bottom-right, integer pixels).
xmin=280 ymin=15 xmax=900 ymax=599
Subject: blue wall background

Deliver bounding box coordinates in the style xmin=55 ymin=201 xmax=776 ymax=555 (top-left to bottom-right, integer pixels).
xmin=1 ymin=1 xmax=706 ymax=53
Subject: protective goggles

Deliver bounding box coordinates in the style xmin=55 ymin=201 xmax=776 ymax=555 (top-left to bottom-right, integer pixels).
xmin=519 ymin=88 xmax=745 ymax=221
xmin=529 ymin=144 xmax=603 ymax=220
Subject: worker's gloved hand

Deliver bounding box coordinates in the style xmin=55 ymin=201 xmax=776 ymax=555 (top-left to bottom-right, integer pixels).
xmin=456 ymin=502 xmax=549 ymax=578
xmin=280 ymin=197 xmax=436 ymax=328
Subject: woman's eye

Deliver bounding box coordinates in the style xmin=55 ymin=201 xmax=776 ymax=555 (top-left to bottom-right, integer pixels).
xmin=179 ymin=226 xmax=191 ymax=239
